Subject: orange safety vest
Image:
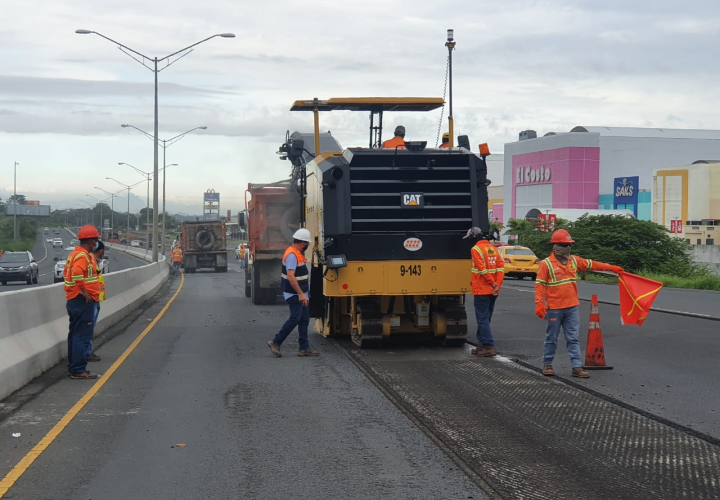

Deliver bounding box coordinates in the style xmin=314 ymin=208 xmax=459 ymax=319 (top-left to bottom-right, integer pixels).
xmin=470 ymin=240 xmax=505 ymax=295
xmin=535 ymin=253 xmax=614 ymax=309
xmin=439 ymin=142 xmax=450 ymax=148
xmin=171 ymin=248 xmax=183 ymax=263
xmin=63 ymin=247 xmax=100 ymax=301
xmin=382 ymin=136 xmax=406 ymax=149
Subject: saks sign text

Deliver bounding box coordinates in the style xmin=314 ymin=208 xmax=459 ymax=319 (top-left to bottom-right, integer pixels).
xmin=516 ymin=165 xmax=551 ymax=185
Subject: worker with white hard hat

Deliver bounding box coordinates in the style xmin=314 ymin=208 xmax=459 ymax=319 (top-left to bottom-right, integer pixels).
xmin=267 ymin=228 xmax=319 ymax=358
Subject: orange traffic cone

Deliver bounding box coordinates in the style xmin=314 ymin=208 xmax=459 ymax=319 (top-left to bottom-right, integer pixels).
xmin=582 ymin=294 xmax=613 ymax=370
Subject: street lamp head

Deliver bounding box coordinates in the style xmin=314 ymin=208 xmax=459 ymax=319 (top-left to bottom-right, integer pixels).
xmin=447 ymin=29 xmax=454 ymax=42
xmin=200 ymin=126 xmax=208 ymax=130
xmin=75 ymin=29 xmax=93 ymax=35
xmin=118 ymin=162 xmax=124 ymax=165
xmin=121 ymin=124 xmax=129 ymax=128
xmin=220 ymin=33 xmax=236 ymax=38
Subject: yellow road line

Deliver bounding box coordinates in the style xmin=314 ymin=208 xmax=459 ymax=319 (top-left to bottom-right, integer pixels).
xmin=0 ymin=271 xmax=185 ymax=498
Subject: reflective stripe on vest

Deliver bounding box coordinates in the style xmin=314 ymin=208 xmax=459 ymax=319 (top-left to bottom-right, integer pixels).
xmin=98 ymin=273 xmax=106 ymax=301
xmin=63 ymin=250 xmax=94 ymax=286
xmin=471 ymin=245 xmax=501 ymax=275
xmin=280 ymin=246 xmax=309 ymax=294
xmin=536 ymin=256 xmax=578 ymax=286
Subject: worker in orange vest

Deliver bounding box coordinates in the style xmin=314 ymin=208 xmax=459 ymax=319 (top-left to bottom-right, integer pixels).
xmin=86 ymin=240 xmax=106 ymax=363
xmin=382 ymin=125 xmax=407 ymax=149
xmin=171 ymin=244 xmax=183 ymax=276
xmin=465 ymin=227 xmax=505 ymax=357
xmin=63 ymin=225 xmax=102 ymax=379
xmin=535 ymin=229 xmax=624 ymax=378
xmin=439 ymin=132 xmax=450 ymax=148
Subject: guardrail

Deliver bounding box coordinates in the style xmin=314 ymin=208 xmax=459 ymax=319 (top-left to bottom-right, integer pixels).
xmin=0 ymin=243 xmax=168 ymax=401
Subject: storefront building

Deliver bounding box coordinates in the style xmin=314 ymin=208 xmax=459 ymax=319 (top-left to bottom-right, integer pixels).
xmin=652 ymin=161 xmax=720 ymax=245
xmin=500 ymin=127 xmax=720 ymax=230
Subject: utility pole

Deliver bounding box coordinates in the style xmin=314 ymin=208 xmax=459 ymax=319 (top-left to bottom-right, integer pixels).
xmin=13 ymin=162 xmax=19 ymax=241
xmin=445 ymin=30 xmax=456 ymax=147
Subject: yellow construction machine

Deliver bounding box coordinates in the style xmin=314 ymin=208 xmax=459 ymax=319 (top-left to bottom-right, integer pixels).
xmin=277 ymin=97 xmax=494 ymax=347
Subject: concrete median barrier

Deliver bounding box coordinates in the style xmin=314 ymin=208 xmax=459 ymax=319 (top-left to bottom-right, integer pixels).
xmin=0 ymin=248 xmax=168 ymax=401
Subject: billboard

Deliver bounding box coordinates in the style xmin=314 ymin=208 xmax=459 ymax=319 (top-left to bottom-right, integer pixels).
xmin=6 ymin=204 xmax=51 ymax=217
xmin=203 ymin=192 xmax=220 ymax=203
xmin=24 ymin=200 xmax=40 ymax=205
xmin=613 ymin=176 xmax=639 ymax=216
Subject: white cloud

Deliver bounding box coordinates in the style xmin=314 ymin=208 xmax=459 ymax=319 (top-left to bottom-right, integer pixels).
xmin=2 ymin=0 xmax=720 ymax=213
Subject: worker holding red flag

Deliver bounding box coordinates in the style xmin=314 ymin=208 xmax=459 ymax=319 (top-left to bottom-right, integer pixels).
xmin=535 ymin=229 xmax=623 ymax=378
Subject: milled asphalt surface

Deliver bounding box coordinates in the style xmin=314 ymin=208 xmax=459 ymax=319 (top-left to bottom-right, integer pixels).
xmin=0 ymin=257 xmax=488 ymax=500
xmin=466 ymin=281 xmax=720 ymax=440
xmin=2 ymin=228 xmax=145 ymax=291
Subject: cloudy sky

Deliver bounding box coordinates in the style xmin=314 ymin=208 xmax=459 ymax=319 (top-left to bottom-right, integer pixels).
xmin=2 ymin=0 xmax=720 ymax=215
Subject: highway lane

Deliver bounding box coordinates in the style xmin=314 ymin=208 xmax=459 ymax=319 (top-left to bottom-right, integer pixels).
xmin=0 ymin=257 xmax=488 ymax=500
xmin=508 ymin=275 xmax=720 ymax=319
xmin=1 ymin=228 xmax=146 ymax=292
xmin=466 ymin=283 xmax=720 ymax=440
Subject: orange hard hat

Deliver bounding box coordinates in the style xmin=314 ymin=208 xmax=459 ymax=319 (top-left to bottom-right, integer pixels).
xmin=550 ymin=229 xmax=574 ymax=244
xmin=78 ymin=225 xmax=100 ymax=240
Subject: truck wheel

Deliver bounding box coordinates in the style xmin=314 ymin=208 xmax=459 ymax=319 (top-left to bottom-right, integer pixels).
xmin=264 ymin=289 xmax=277 ymax=305
xmin=196 ymin=230 xmax=215 ymax=251
xmin=251 ymin=265 xmax=264 ymax=305
xmin=215 ymin=266 xmax=227 ymax=273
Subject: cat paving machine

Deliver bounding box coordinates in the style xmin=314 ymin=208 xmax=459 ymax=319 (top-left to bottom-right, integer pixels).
xmin=279 ymin=97 xmax=493 ymax=347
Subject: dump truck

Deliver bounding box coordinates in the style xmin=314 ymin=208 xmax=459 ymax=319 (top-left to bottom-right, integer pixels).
xmin=240 ymin=133 xmax=342 ymax=305
xmin=280 ymin=97 xmax=494 ymax=347
xmin=179 ymin=220 xmax=228 ymax=273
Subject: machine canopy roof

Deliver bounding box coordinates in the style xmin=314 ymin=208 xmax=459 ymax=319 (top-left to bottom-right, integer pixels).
xmin=290 ymin=97 xmax=444 ymax=112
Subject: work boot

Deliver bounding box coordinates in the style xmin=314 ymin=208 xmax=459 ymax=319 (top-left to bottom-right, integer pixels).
xmin=476 ymin=345 xmax=497 ymax=357
xmin=86 ymin=353 xmax=101 ymax=362
xmin=298 ymin=349 xmax=319 ymax=357
xmin=470 ymin=346 xmax=488 ymax=356
xmin=542 ymin=365 xmax=555 ymax=376
xmin=267 ymin=340 xmax=282 ymax=358
xmin=70 ymin=371 xmax=99 ymax=380
xmin=572 ymin=367 xmax=590 ymax=378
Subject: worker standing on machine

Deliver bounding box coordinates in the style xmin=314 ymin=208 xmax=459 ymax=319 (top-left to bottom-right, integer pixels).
xmin=439 ymin=132 xmax=450 ymax=148
xmin=382 ymin=125 xmax=407 ymax=149
xmin=267 ymin=228 xmax=319 ymax=358
xmin=465 ymin=227 xmax=505 ymax=357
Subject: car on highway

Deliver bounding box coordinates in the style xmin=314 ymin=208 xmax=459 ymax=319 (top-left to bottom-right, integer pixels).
xmin=46 ymin=237 xmax=54 ymax=243
xmin=0 ymin=251 xmax=39 ymax=285
xmin=52 ymin=238 xmax=63 ymax=248
xmin=54 ymin=229 xmax=61 ymax=235
xmin=130 ymin=240 xmax=141 ymax=247
xmin=499 ymin=245 xmax=540 ymax=280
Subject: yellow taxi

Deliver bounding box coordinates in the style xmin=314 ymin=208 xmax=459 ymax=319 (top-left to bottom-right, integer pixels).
xmin=499 ymin=245 xmax=540 ymax=280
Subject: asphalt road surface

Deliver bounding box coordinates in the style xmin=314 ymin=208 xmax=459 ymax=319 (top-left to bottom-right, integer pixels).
xmin=2 ymin=255 xmax=718 ymax=499
xmin=510 ymin=276 xmax=720 ymax=319
xmin=0 ymin=257 xmax=488 ymax=500
xmin=1 ymin=228 xmax=146 ymax=292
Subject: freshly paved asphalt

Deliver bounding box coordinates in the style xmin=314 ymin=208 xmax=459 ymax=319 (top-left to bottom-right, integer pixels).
xmin=0 ymin=257 xmax=488 ymax=500
xmin=1 ymin=228 xmax=146 ymax=292
xmin=467 ymin=280 xmax=720 ymax=440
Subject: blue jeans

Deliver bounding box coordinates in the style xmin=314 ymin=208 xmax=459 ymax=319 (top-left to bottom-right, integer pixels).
xmin=543 ymin=306 xmax=581 ymax=368
xmin=273 ymin=295 xmax=310 ymax=351
xmin=473 ymin=294 xmax=497 ymax=347
xmin=171 ymin=262 xmax=181 ymax=276
xmin=87 ymin=303 xmax=100 ymax=357
xmin=66 ymin=296 xmax=96 ymax=374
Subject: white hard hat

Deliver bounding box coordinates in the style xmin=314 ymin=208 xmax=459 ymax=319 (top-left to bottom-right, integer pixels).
xmin=293 ymin=228 xmax=312 ymax=242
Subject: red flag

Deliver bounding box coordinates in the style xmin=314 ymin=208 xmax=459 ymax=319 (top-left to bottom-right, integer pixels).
xmin=617 ymin=272 xmax=663 ymax=326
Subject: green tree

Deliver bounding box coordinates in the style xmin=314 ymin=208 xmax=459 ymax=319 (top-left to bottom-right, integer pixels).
xmin=504 ymin=215 xmax=696 ymax=276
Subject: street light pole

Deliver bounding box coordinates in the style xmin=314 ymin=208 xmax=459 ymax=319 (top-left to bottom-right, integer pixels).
xmin=445 ymin=29 xmax=456 ymax=148
xmin=121 ymin=124 xmax=204 ymax=254
xmin=13 ymin=162 xmax=19 ymax=241
xmin=95 ymin=187 xmax=121 ymax=240
xmin=119 ymin=162 xmax=154 ymax=248
xmin=76 ymin=30 xmax=235 ymax=261
xmin=107 ymin=177 xmax=144 ymax=244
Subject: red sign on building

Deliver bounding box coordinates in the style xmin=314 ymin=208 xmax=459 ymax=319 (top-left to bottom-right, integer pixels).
xmin=670 ymin=220 xmax=677 ymax=234
xmin=25 ymin=200 xmax=40 ymax=205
